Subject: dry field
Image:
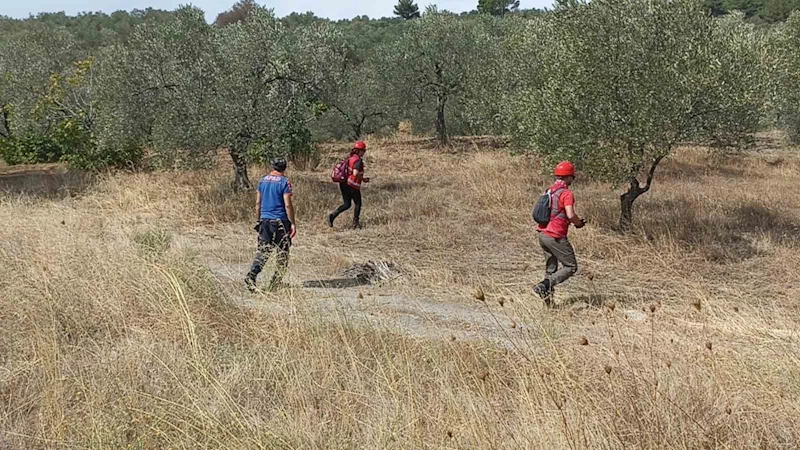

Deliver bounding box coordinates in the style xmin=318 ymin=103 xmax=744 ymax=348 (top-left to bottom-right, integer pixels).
xmin=1 ymin=136 xmax=799 ymax=449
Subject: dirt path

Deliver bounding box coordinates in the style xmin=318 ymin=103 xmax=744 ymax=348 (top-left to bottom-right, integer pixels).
xmin=202 ymin=257 xmax=530 ymax=348
xmin=175 ymin=227 xmax=654 ymax=350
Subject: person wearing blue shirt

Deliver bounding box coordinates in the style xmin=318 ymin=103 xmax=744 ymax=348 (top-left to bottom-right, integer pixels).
xmin=246 ymin=157 xmax=296 ymax=292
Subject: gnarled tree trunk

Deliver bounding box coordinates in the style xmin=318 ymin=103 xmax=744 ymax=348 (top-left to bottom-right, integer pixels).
xmin=230 ymin=140 xmax=251 ymax=191
xmin=435 ymin=94 xmax=448 ymax=147
xmin=618 ymin=155 xmax=665 ymax=232
xmin=434 ymin=63 xmax=448 ymax=147
xmin=0 ymin=105 xmax=11 ymax=140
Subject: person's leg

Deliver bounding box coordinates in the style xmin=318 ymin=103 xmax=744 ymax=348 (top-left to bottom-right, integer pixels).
xmin=535 ymin=233 xmax=559 ymax=304
xmin=540 ymin=235 xmax=559 ymax=278
xmin=268 ymin=220 xmax=292 ymax=289
xmin=329 ymin=182 xmax=353 ymax=225
xmin=548 ymin=237 xmax=578 ymax=286
xmin=351 ymin=188 xmax=362 ymax=228
xmin=246 ymin=221 xmax=274 ymax=290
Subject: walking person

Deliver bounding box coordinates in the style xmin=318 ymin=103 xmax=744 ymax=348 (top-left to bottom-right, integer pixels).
xmin=246 ymin=157 xmax=296 ymax=292
xmin=327 ymin=141 xmax=370 ymax=229
xmin=533 ymin=161 xmax=586 ymax=306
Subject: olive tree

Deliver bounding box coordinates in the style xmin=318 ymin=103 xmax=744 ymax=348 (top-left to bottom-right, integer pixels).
xmin=773 ymin=12 xmax=800 ymax=143
xmin=507 ymin=0 xmax=766 ymax=231
xmin=214 ymin=7 xmax=346 ymax=188
xmin=317 ymin=56 xmax=392 ymax=140
xmin=97 ymin=6 xmax=219 ymax=169
xmin=0 ymin=24 xmax=101 ymax=165
xmin=454 ymin=15 xmax=519 ymax=136
xmin=381 ymin=12 xmax=490 ymax=146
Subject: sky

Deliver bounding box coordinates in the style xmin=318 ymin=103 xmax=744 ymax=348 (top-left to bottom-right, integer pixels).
xmin=1 ymin=0 xmax=554 ymax=22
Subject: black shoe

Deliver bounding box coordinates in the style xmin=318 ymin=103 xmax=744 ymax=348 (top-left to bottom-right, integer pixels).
xmin=245 ymin=275 xmax=257 ymax=292
xmin=352 ymin=221 xmax=361 ymax=229
xmin=533 ymin=280 xmax=554 ymax=306
xmin=326 ymin=214 xmax=334 ymax=228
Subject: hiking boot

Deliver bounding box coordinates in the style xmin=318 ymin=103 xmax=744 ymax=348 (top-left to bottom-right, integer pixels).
xmin=533 ymin=280 xmax=554 ymax=307
xmin=245 ymin=275 xmax=257 ymax=293
xmin=326 ymin=214 xmax=334 ymax=228
xmin=352 ymin=221 xmax=361 ymax=230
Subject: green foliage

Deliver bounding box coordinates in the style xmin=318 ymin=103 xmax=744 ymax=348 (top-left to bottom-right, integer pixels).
xmin=0 ymin=9 xmax=175 ymax=51
xmin=381 ymin=12 xmax=491 ymax=145
xmin=704 ymin=0 xmax=800 ymax=22
xmin=773 ymin=12 xmax=800 ymax=142
xmin=0 ymin=128 xmax=73 ymax=165
xmin=0 ymin=0 xmax=792 ymax=213
xmin=505 ymin=0 xmax=766 ymax=229
xmin=96 ymin=6 xmax=219 ymax=170
xmin=478 ymin=0 xmax=521 ymax=16
xmin=247 ymin=102 xmax=317 ymax=168
xmin=394 ymin=0 xmax=422 ymax=19
xmin=211 ymin=7 xmax=347 ymax=187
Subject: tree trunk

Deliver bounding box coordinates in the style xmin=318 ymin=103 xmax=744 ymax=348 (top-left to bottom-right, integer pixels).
xmin=0 ymin=106 xmax=10 ymax=140
xmin=352 ymin=115 xmax=364 ymax=140
xmin=434 ymin=63 xmax=448 ymax=147
xmin=618 ymin=182 xmax=641 ymax=232
xmin=618 ymin=155 xmax=666 ymax=232
xmin=436 ymin=94 xmax=448 ymax=146
xmin=230 ymin=145 xmax=251 ymax=191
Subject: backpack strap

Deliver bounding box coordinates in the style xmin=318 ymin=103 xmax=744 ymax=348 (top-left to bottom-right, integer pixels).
xmin=550 ymin=187 xmax=568 ymax=220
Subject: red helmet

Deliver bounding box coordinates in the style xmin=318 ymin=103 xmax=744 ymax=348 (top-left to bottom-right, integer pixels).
xmin=554 ymin=161 xmax=575 ymax=177
xmin=353 ymin=141 xmax=367 ymax=151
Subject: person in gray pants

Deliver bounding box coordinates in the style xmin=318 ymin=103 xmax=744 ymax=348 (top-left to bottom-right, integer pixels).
xmin=533 ymin=161 xmax=586 ymax=306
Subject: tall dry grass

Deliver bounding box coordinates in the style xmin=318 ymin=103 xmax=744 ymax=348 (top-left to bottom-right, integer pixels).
xmin=1 ymin=137 xmax=799 ymax=449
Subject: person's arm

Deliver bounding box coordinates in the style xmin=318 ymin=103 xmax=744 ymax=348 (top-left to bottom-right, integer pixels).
xmin=255 ymin=189 xmax=262 ymax=219
xmin=565 ymin=205 xmax=586 ymax=228
xmin=352 ymin=159 xmax=365 ymax=183
xmin=284 ymin=193 xmax=297 ymax=238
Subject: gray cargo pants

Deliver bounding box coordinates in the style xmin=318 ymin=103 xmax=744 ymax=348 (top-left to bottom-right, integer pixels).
xmin=538 ymin=233 xmax=578 ymax=286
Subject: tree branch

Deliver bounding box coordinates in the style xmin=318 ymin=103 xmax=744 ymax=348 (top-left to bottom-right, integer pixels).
xmin=641 ymin=154 xmax=666 ymax=195
xmin=330 ymin=104 xmax=353 ymax=123
xmin=133 ymin=84 xmax=179 ymax=97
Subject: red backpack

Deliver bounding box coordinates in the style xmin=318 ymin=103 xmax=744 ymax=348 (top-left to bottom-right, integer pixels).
xmin=331 ymin=158 xmax=350 ymax=183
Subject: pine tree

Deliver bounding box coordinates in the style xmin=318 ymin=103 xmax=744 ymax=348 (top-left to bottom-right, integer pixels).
xmin=394 ymin=0 xmax=421 ymax=20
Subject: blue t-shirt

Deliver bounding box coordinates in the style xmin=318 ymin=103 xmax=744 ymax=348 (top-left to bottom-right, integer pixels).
xmin=258 ymin=173 xmax=292 ymax=221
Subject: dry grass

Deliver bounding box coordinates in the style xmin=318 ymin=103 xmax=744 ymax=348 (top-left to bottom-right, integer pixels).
xmin=1 ymin=136 xmax=799 ymax=449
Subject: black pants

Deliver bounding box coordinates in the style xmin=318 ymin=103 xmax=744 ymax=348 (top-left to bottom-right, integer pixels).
xmin=330 ymin=182 xmax=362 ymax=225
xmin=248 ymin=219 xmax=292 ymax=283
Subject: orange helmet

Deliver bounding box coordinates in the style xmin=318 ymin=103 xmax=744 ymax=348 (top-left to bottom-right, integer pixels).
xmin=554 ymin=161 xmax=575 ymax=177
xmin=353 ymin=141 xmax=367 ymax=151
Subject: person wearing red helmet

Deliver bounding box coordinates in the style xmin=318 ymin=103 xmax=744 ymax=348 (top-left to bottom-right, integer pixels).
xmin=533 ymin=161 xmax=586 ymax=306
xmin=327 ymin=141 xmax=370 ymax=229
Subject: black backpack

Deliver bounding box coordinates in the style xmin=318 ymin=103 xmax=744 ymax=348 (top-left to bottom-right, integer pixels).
xmin=532 ymin=187 xmax=565 ymax=226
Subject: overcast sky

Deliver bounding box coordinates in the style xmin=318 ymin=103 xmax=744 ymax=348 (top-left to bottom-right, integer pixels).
xmin=2 ymin=0 xmax=554 ymax=22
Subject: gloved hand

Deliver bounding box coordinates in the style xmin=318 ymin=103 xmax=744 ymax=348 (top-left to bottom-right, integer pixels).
xmin=253 ymin=222 xmax=260 ymax=232
xmin=575 ymin=218 xmax=587 ymax=229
